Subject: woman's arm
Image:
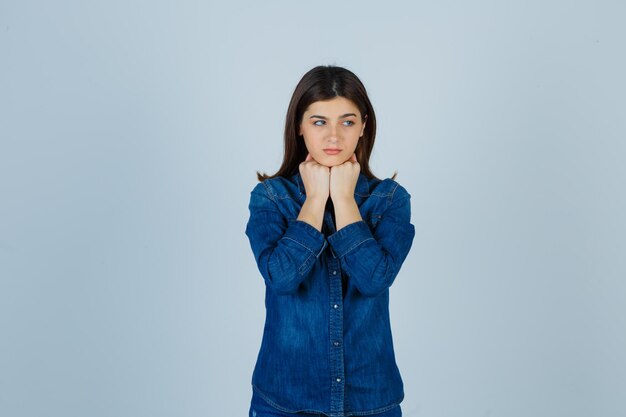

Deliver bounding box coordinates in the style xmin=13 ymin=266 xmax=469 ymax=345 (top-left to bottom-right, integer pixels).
xmin=327 ymin=185 xmax=415 ymax=297
xmin=296 ymin=194 xmax=326 ymax=232
xmin=333 ymin=196 xmax=363 ymax=231
xmin=245 ymin=182 xmax=327 ymax=295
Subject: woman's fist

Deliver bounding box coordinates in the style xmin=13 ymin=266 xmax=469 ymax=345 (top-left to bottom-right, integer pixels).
xmin=299 ymin=153 xmax=330 ymax=202
xmin=330 ymin=153 xmax=360 ymax=202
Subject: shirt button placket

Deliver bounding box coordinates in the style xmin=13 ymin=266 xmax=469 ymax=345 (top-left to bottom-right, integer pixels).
xmin=328 ymin=261 xmax=345 ymax=414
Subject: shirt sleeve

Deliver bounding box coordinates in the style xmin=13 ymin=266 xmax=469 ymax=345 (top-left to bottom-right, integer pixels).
xmin=326 ymin=186 xmax=415 ymax=297
xmin=245 ymin=182 xmax=327 ymax=295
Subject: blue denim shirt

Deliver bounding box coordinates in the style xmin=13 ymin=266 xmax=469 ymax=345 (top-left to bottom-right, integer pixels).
xmin=245 ymin=171 xmax=415 ymax=417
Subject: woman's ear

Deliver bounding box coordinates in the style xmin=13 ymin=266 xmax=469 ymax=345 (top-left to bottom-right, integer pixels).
xmin=360 ymin=116 xmax=367 ymax=137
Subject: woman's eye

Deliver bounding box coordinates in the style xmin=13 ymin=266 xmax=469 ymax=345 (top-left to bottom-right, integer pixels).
xmin=313 ymin=120 xmax=355 ymax=126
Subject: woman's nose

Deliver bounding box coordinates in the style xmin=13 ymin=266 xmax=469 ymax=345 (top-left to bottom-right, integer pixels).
xmin=327 ymin=124 xmax=339 ymax=142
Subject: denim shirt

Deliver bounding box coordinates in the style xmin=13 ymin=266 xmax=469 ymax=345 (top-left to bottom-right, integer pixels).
xmin=245 ymin=171 xmax=415 ymax=417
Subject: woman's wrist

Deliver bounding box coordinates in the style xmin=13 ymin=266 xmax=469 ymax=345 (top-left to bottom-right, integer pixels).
xmin=332 ymin=196 xmax=362 ymax=231
xmin=297 ymin=196 xmax=327 ymax=232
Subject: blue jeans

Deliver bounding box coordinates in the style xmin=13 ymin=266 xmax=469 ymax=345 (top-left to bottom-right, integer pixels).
xmin=248 ymin=389 xmax=402 ymax=417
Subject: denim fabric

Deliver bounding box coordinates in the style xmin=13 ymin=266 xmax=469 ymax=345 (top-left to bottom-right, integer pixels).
xmin=249 ymin=387 xmax=402 ymax=417
xmin=245 ymin=171 xmax=415 ymax=417
xmin=249 ymin=388 xmax=325 ymax=416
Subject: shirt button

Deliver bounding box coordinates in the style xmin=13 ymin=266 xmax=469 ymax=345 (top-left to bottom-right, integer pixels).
xmin=332 ymin=270 xmax=337 ymax=275
xmin=334 ymin=341 xmax=340 ymax=346
xmin=336 ymin=378 xmax=342 ymax=383
xmin=333 ymin=304 xmax=339 ymax=309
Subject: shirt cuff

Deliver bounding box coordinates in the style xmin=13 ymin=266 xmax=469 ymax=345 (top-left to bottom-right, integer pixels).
xmin=327 ymin=220 xmax=374 ymax=258
xmin=284 ymin=219 xmax=328 ymax=258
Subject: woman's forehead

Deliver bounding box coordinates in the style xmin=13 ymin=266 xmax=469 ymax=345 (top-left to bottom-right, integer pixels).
xmin=304 ymin=96 xmax=360 ymax=116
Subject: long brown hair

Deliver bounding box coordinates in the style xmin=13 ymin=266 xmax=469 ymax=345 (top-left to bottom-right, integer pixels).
xmin=256 ymin=65 xmax=397 ymax=182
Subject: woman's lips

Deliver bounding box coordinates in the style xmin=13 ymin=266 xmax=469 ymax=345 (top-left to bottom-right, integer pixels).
xmin=323 ymin=149 xmax=342 ymax=155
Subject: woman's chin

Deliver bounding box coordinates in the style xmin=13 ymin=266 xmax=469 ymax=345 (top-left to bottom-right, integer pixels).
xmin=320 ymin=161 xmax=342 ymax=168
xmin=317 ymin=155 xmax=347 ymax=167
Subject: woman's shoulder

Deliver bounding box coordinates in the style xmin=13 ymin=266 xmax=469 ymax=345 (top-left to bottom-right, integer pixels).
xmin=368 ymin=175 xmax=411 ymax=202
xmin=249 ymin=174 xmax=301 ymax=202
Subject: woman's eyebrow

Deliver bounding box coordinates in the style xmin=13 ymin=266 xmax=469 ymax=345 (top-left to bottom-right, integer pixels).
xmin=309 ymin=113 xmax=357 ymax=119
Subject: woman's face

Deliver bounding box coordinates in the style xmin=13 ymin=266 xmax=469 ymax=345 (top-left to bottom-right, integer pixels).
xmin=299 ymin=96 xmax=366 ymax=167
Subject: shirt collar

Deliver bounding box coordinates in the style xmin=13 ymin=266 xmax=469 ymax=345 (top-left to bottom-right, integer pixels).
xmin=292 ymin=171 xmax=370 ymax=199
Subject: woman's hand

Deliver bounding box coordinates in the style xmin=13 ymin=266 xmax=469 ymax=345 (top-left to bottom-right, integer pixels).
xmin=330 ymin=153 xmax=362 ymax=230
xmin=297 ymin=153 xmax=330 ymax=231
xmin=299 ymin=153 xmax=330 ymax=203
xmin=330 ymin=153 xmax=360 ymax=203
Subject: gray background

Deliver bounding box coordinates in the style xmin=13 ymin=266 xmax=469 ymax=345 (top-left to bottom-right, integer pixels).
xmin=1 ymin=1 xmax=624 ymax=416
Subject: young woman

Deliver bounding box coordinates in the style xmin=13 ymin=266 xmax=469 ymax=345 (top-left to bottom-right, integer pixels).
xmin=245 ymin=65 xmax=415 ymax=417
